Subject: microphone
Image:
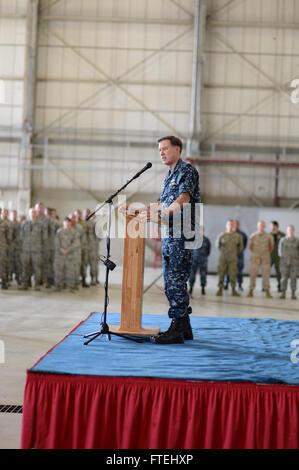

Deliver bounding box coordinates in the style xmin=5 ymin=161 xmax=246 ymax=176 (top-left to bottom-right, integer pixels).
xmin=132 ymin=162 xmax=152 ymax=180
xmin=86 ymin=162 xmax=153 ymax=220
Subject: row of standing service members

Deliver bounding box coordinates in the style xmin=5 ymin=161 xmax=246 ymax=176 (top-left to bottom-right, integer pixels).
xmin=188 ymin=220 xmax=299 ymax=300
xmin=0 ymin=204 xmax=100 ymax=292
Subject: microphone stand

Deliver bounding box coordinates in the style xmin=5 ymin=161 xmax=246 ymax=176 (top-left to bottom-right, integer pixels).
xmin=83 ymin=168 xmax=151 ymax=345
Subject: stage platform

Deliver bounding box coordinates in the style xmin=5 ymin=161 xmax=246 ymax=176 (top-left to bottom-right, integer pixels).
xmin=21 ymin=312 xmax=299 ymax=449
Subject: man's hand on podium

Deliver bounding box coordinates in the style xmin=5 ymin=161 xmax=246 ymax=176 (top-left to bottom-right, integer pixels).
xmin=118 ymin=202 xmax=162 ymax=224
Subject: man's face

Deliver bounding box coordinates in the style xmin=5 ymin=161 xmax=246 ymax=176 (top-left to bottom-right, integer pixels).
xmin=258 ymin=221 xmax=265 ymax=233
xmin=29 ymin=209 xmax=37 ymax=222
xmin=270 ymin=223 xmax=278 ymax=233
xmin=159 ymin=140 xmax=180 ymax=169
xmin=69 ymin=214 xmax=76 ymax=225
xmin=226 ymin=220 xmax=234 ymax=233
xmin=35 ymin=203 xmax=44 ymax=217
xmin=287 ymin=226 xmax=295 ymax=238
xmin=75 ymin=210 xmax=81 ymax=222
xmin=64 ymin=220 xmax=71 ymax=230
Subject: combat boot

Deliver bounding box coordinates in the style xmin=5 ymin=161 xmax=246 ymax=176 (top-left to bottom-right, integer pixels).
xmin=292 ymin=291 xmax=297 ymax=300
xmin=280 ymin=292 xmax=286 ymax=299
xmin=153 ymin=318 xmax=185 ymax=344
xmin=232 ymin=287 xmax=240 ymax=297
xmin=201 ymin=286 xmax=205 ymax=295
xmin=181 ymin=314 xmax=193 ymax=340
xmin=82 ymin=278 xmax=90 ymax=288
xmin=247 ymin=289 xmax=253 ymax=298
xmin=265 ymin=289 xmax=272 ymax=299
xmin=216 ymin=288 xmax=222 ymax=296
xmin=157 ymin=314 xmax=193 ymax=341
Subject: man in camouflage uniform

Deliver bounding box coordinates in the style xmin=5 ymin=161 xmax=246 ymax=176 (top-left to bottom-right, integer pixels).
xmin=247 ymin=220 xmax=274 ymax=298
xmin=54 ymin=217 xmax=78 ymax=292
xmin=10 ymin=210 xmax=22 ymax=285
xmin=189 ymin=228 xmax=211 ymax=296
xmin=45 ymin=207 xmax=60 ymax=286
xmin=0 ymin=211 xmax=10 ymax=289
xmin=1 ymin=209 xmax=13 ymax=288
xmin=83 ymin=208 xmax=100 ymax=286
xmin=20 ymin=208 xmax=43 ymax=290
xmin=136 ymin=136 xmax=200 ymax=344
xmin=215 ymin=220 xmax=243 ymax=297
xmin=69 ymin=212 xmax=82 ymax=289
xmin=75 ymin=209 xmax=89 ymax=287
xmin=270 ymin=221 xmax=285 ymax=292
xmin=35 ymin=202 xmax=51 ymax=288
xmin=278 ymin=225 xmax=299 ymax=300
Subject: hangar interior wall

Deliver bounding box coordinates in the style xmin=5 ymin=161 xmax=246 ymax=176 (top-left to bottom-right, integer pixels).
xmin=1 ymin=0 xmax=299 ymax=257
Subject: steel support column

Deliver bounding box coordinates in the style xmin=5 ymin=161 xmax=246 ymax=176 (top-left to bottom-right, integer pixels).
xmin=17 ymin=0 xmax=39 ymax=215
xmin=186 ymin=0 xmax=206 ymax=156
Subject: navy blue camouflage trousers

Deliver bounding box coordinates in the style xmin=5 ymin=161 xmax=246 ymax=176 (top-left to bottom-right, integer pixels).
xmin=162 ymin=238 xmax=192 ymax=319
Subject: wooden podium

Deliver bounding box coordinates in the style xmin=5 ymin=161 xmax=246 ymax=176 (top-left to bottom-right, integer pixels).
xmin=109 ymin=212 xmax=160 ymax=337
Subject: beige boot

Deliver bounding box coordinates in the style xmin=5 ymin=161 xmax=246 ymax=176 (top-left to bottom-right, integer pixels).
xmin=265 ymin=289 xmax=272 ymax=299
xmin=247 ymin=289 xmax=254 ymax=298
xmin=216 ymin=288 xmax=223 ymax=296
xmin=232 ymin=287 xmax=240 ymax=297
xmin=280 ymin=292 xmax=286 ymax=299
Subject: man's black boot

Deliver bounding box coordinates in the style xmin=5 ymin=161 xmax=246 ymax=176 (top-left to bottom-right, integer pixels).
xmin=154 ymin=318 xmax=185 ymax=344
xmin=181 ymin=314 xmax=193 ymax=340
xmin=201 ymin=286 xmax=205 ymax=295
xmin=156 ymin=315 xmax=193 ymax=342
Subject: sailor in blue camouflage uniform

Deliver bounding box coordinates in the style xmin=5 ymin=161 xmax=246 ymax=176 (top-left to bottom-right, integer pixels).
xmin=138 ymin=136 xmax=200 ymax=344
xmin=189 ymin=230 xmax=211 ymax=296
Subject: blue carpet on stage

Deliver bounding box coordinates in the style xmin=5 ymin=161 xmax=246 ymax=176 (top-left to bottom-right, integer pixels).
xmin=31 ymin=313 xmax=299 ymax=385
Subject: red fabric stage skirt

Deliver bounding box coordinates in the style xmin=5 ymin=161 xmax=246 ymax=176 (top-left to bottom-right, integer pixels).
xmin=21 ymin=372 xmax=299 ymax=449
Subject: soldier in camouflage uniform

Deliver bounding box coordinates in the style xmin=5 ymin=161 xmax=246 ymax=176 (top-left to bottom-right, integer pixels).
xmin=35 ymin=202 xmax=51 ymax=288
xmin=278 ymin=225 xmax=299 ymax=299
xmin=215 ymin=220 xmax=243 ymax=297
xmin=75 ymin=209 xmax=89 ymax=287
xmin=10 ymin=210 xmax=22 ymax=285
xmin=136 ymin=136 xmax=200 ymax=344
xmin=0 ymin=213 xmax=10 ymax=289
xmin=270 ymin=221 xmax=285 ymax=292
xmin=189 ymin=229 xmax=211 ymax=296
xmin=224 ymin=220 xmax=248 ymax=291
xmin=54 ymin=217 xmax=78 ymax=292
xmin=83 ymin=209 xmax=100 ymax=286
xmin=20 ymin=208 xmax=43 ymax=290
xmin=69 ymin=212 xmax=82 ymax=289
xmin=1 ymin=209 xmax=13 ymax=288
xmin=247 ymin=221 xmax=274 ymax=298
xmin=45 ymin=207 xmax=60 ymax=286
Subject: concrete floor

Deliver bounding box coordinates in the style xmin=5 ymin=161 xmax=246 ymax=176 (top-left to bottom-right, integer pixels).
xmin=0 ymin=267 xmax=298 ymax=449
